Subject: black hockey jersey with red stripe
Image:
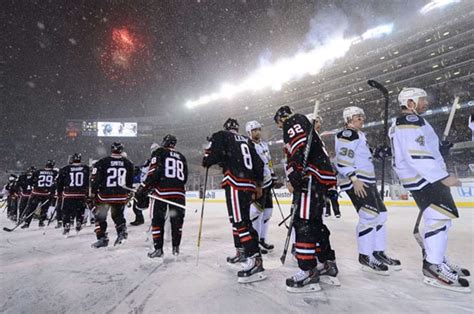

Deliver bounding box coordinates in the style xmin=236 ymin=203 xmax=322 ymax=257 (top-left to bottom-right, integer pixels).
xmin=56 ymin=163 xmax=90 ymax=198
xmin=283 ymin=114 xmax=336 ymax=186
xmin=31 ymin=167 xmax=58 ymax=196
xmin=91 ymin=154 xmax=134 ymax=204
xmin=203 ymin=130 xmax=264 ymax=191
xmin=17 ymin=174 xmax=33 ymax=196
xmin=143 ymin=147 xmax=188 ymax=201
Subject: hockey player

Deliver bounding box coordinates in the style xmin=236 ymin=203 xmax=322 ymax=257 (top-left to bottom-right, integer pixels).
xmin=3 ymin=175 xmax=19 ymax=221
xmin=202 ymin=118 xmax=266 ymax=283
xmin=390 ymin=88 xmax=470 ymax=292
xmin=336 ymin=106 xmax=401 ymax=275
xmin=136 ymin=136 xmax=188 ymax=258
xmin=310 ymin=113 xmax=341 ymax=219
xmin=21 ymin=160 xmax=58 ymax=228
xmin=245 ymin=120 xmax=276 ymax=254
xmin=16 ymin=167 xmax=35 ymax=219
xmin=56 ymin=153 xmax=90 ymax=237
xmin=130 ymin=143 xmax=158 ymax=226
xmin=90 ymin=142 xmax=134 ymax=248
xmin=274 ymin=106 xmax=339 ymax=292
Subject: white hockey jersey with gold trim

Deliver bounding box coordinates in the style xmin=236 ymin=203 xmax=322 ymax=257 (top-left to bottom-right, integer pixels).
xmin=389 ymin=113 xmax=448 ymax=191
xmin=335 ymin=128 xmax=376 ymax=191
xmin=254 ymin=140 xmax=274 ymax=188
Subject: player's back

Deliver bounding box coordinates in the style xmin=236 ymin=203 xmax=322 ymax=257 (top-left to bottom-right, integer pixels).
xmin=59 ymin=164 xmax=90 ymax=197
xmin=32 ymin=168 xmax=58 ymax=195
xmin=92 ymin=156 xmax=134 ymax=203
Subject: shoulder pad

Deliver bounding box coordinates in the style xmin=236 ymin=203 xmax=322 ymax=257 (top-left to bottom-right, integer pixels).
xmin=336 ymin=129 xmax=359 ymax=141
xmin=396 ymin=114 xmax=425 ymax=127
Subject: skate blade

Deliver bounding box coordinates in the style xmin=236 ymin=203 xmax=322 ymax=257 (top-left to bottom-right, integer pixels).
xmin=361 ymin=265 xmax=390 ymax=276
xmin=423 ymin=276 xmax=471 ymax=293
xmin=286 ymin=283 xmax=321 ymax=293
xmin=320 ymin=275 xmax=341 ymax=286
xmin=238 ymin=273 xmax=267 ymax=284
xmin=114 ymin=239 xmax=127 ymax=247
xmin=388 ymin=264 xmax=402 ymax=271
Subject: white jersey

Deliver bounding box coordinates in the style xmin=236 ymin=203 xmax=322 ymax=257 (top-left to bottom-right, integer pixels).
xmin=335 ymin=128 xmax=376 ymax=191
xmin=253 ymin=140 xmax=274 ymax=188
xmin=389 ymin=113 xmax=448 ymax=191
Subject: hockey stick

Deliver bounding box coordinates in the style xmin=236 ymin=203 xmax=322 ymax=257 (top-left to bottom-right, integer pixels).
xmin=280 ymin=100 xmax=320 ymax=265
xmin=272 ymin=188 xmax=288 ymax=229
xmin=121 ymin=186 xmax=195 ymax=212
xmin=196 ymin=167 xmax=209 ymax=266
xmin=412 ymin=96 xmax=459 ymax=253
xmin=2 ymin=199 xmax=50 ymax=232
xmin=367 ymin=79 xmax=389 ymax=200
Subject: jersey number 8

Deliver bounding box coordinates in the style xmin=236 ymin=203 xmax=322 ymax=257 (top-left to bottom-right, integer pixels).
xmin=241 ymin=143 xmax=253 ymax=170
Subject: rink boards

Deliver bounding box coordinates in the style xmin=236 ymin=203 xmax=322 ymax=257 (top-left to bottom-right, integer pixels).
xmin=187 ymin=182 xmax=474 ymax=208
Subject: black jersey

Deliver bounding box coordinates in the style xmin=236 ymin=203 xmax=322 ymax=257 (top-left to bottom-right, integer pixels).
xmin=17 ymin=174 xmax=34 ymax=197
xmin=203 ymin=130 xmax=264 ymax=191
xmin=283 ymin=113 xmax=336 ymax=186
xmin=56 ymin=163 xmax=90 ymax=198
xmin=4 ymin=181 xmax=19 ymax=196
xmin=91 ymin=154 xmax=134 ymax=204
xmin=31 ymin=167 xmax=58 ymax=196
xmin=144 ymin=147 xmax=188 ymax=200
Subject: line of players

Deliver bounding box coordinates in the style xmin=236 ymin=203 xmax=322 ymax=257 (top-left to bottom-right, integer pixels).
xmin=1 ymin=87 xmax=470 ymax=293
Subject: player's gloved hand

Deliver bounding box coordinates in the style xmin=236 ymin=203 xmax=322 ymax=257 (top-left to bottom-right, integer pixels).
xmin=288 ymin=171 xmax=308 ymax=193
xmin=135 ymin=184 xmax=149 ymax=201
xmin=439 ymin=140 xmax=453 ymax=156
xmin=326 ymin=188 xmax=339 ymax=201
xmin=202 ymin=157 xmax=211 ymax=168
xmin=271 ymin=173 xmax=278 ymax=186
xmin=373 ymin=145 xmax=392 ymax=160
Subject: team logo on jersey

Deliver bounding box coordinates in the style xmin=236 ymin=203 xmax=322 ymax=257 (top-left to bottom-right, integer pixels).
xmin=342 ymin=130 xmax=352 ymax=137
xmin=406 ymin=115 xmax=419 ymax=122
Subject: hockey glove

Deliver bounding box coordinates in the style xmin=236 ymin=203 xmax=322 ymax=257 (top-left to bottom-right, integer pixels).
xmin=135 ymin=184 xmax=149 ymax=201
xmin=326 ymin=188 xmax=339 ymax=201
xmin=439 ymin=140 xmax=453 ymax=156
xmin=288 ymin=171 xmax=308 ymax=193
xmin=373 ymin=145 xmax=392 ymax=160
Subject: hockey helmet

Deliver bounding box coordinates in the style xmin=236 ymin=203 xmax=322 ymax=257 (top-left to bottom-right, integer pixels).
xmin=46 ymin=159 xmax=55 ymax=168
xmin=223 ymin=118 xmax=239 ymax=131
xmin=8 ymin=174 xmax=17 ymax=182
xmin=274 ymin=106 xmax=292 ymax=123
xmin=245 ymin=120 xmax=262 ymax=136
xmin=71 ymin=153 xmax=81 ymax=163
xmin=398 ymin=87 xmax=428 ymax=108
xmin=161 ymin=134 xmax=177 ymax=148
xmin=111 ymin=142 xmax=124 ymax=154
xmin=343 ymin=106 xmax=365 ymax=123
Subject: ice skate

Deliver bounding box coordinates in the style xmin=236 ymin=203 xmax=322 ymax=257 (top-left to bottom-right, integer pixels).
xmin=63 ymin=223 xmax=70 ymax=238
xmin=335 ymin=214 xmax=341 ymax=218
xmin=318 ymin=260 xmax=341 ymax=286
xmin=373 ymin=251 xmax=402 ymax=271
xmin=148 ymin=248 xmax=164 ymax=259
xmin=75 ymin=222 xmax=82 ymax=235
xmin=286 ymin=267 xmax=321 ymax=293
xmin=227 ymin=248 xmax=246 ymax=264
xmin=172 ymin=246 xmax=180 ymax=256
xmin=130 ymin=218 xmax=144 ymax=226
xmin=91 ymin=236 xmax=109 ymax=248
xmin=259 ymin=239 xmax=274 ymax=251
xmin=443 ymin=257 xmax=470 ymax=278
xmin=114 ymin=231 xmax=128 ymax=246
xmin=423 ymin=260 xmax=470 ymax=293
xmin=38 ymin=221 xmax=45 ymax=227
xmin=55 ymin=220 xmax=62 ymax=229
xmin=359 ymin=254 xmax=389 ymax=275
xmin=237 ymin=253 xmax=266 ymax=283
xmin=21 ymin=223 xmax=30 ymax=229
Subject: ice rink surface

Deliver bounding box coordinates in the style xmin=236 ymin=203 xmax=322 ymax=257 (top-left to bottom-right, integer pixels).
xmin=1 ymin=202 xmax=472 ymax=314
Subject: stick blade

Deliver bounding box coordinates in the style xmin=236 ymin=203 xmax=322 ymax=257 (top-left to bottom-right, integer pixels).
xmin=280 ymin=254 xmax=286 ymax=265
xmin=3 ymin=227 xmax=14 ymax=232
xmin=367 ymin=79 xmax=388 ymax=94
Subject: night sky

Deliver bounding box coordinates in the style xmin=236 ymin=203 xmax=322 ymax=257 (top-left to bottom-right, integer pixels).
xmin=1 ymin=0 xmax=427 ymax=170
